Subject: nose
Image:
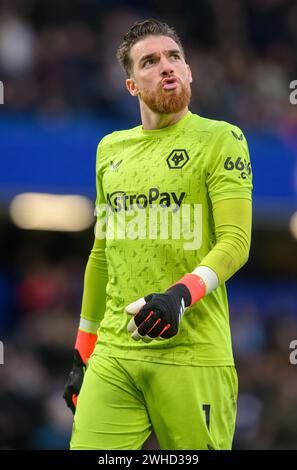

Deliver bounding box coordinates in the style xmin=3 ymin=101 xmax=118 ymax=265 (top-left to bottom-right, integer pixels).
xmin=159 ymin=56 xmax=174 ymax=76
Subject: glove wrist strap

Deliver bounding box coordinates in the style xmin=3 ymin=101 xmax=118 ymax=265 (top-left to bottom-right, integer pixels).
xmin=173 ymin=273 xmax=206 ymax=306
xmin=75 ymin=329 xmax=97 ymax=365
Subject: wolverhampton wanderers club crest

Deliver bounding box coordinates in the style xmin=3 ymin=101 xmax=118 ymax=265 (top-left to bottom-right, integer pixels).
xmin=167 ymin=149 xmax=189 ymax=169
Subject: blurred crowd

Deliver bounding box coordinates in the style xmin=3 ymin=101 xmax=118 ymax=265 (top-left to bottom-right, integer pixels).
xmin=0 ymin=0 xmax=297 ymax=135
xmin=0 ymin=229 xmax=297 ymax=449
xmin=0 ymin=230 xmax=86 ymax=449
xmin=231 ymin=301 xmax=297 ymax=449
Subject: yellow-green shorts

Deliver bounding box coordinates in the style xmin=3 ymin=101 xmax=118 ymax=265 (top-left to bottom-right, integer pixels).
xmin=70 ymin=350 xmax=238 ymax=450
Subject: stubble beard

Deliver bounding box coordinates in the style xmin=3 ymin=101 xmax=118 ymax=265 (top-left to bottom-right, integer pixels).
xmin=140 ymin=79 xmax=191 ymax=114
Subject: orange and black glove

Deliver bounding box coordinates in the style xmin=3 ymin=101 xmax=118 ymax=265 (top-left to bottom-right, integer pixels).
xmin=63 ymin=329 xmax=97 ymax=414
xmin=126 ymin=274 xmax=206 ymax=342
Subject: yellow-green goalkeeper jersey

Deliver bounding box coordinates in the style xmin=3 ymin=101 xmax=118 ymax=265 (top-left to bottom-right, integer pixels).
xmin=94 ymin=110 xmax=252 ymax=366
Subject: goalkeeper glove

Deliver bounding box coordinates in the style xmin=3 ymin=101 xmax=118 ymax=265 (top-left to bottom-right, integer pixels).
xmin=63 ymin=329 xmax=97 ymax=414
xmin=126 ymin=273 xmax=206 ymax=341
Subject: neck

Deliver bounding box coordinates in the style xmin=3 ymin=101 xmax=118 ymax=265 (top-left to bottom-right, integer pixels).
xmin=140 ymin=103 xmax=189 ymax=130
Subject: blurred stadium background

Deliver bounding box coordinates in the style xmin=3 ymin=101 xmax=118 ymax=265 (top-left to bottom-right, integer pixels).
xmin=0 ymin=0 xmax=297 ymax=450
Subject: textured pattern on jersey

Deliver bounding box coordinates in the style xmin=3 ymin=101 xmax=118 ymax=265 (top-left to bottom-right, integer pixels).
xmin=94 ymin=111 xmax=252 ymax=365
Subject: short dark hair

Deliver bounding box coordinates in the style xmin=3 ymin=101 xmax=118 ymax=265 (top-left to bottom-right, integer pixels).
xmin=116 ymin=18 xmax=185 ymax=77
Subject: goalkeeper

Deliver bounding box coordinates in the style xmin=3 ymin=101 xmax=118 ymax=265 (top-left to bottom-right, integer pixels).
xmin=64 ymin=18 xmax=252 ymax=450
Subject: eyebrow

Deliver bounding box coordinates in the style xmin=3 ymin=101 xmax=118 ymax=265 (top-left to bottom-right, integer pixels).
xmin=139 ymin=49 xmax=181 ymax=66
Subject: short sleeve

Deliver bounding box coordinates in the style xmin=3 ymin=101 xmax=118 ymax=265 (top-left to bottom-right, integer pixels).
xmin=206 ymin=124 xmax=253 ymax=204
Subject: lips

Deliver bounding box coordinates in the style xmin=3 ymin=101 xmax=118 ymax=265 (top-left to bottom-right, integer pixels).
xmin=162 ymin=77 xmax=178 ymax=90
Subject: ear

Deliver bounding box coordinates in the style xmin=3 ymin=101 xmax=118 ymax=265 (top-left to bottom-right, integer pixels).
xmin=126 ymin=78 xmax=140 ymax=96
xmin=186 ymin=64 xmax=193 ymax=84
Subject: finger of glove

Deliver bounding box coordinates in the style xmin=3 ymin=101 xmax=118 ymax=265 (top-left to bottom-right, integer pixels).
xmin=128 ymin=309 xmax=155 ymax=335
xmin=130 ymin=312 xmax=155 ymax=341
xmin=130 ymin=312 xmax=156 ymax=342
xmin=64 ymin=382 xmax=75 ymax=400
xmin=142 ymin=335 xmax=154 ymax=343
xmin=125 ymin=294 xmax=158 ymax=316
xmin=144 ymin=293 xmax=157 ymax=303
xmin=131 ymin=329 xmax=153 ymax=342
xmin=125 ymin=297 xmax=146 ymax=315
xmin=68 ymin=395 xmax=76 ymax=414
xmin=127 ymin=302 xmax=156 ymax=333
xmin=63 ymin=388 xmax=76 ymax=413
xmin=160 ymin=323 xmax=178 ymax=339
xmin=132 ymin=313 xmax=170 ymax=342
xmin=131 ymin=330 xmax=154 ymax=343
xmin=66 ymin=371 xmax=83 ymax=394
xmin=72 ymin=394 xmax=78 ymax=408
xmin=137 ymin=312 xmax=162 ymax=337
xmin=143 ymin=318 xmax=170 ymax=339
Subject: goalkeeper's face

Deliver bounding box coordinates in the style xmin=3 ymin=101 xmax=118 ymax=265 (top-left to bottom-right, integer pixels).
xmin=126 ymin=35 xmax=192 ymax=114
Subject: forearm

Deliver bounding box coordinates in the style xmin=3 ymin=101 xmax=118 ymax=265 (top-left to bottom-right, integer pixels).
xmin=194 ymin=198 xmax=252 ymax=286
xmin=64 ymin=236 xmax=108 ymax=412
xmin=72 ymin=236 xmax=108 ymax=363
xmin=80 ymin=236 xmax=108 ymax=326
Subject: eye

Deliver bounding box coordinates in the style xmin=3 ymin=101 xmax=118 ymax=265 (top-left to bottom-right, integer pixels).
xmin=171 ymin=53 xmax=180 ymax=60
xmin=143 ymin=58 xmax=155 ymax=67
